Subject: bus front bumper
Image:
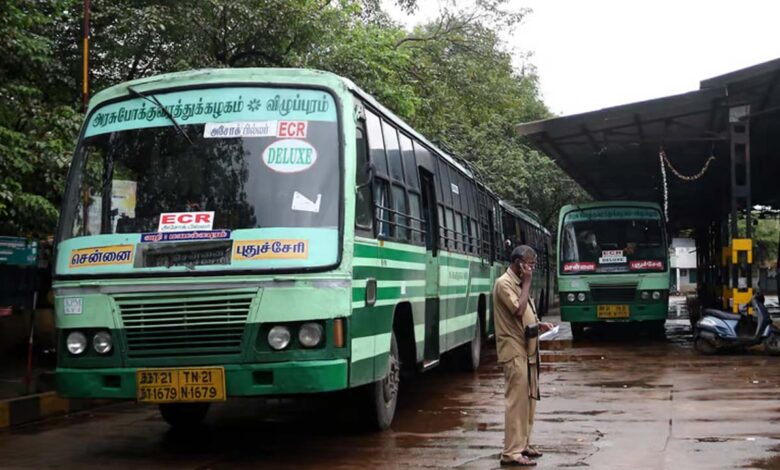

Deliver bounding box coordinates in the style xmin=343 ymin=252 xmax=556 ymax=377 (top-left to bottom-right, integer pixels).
xmin=56 ymin=359 xmax=348 ymax=400
xmin=561 ymin=303 xmax=668 ymax=323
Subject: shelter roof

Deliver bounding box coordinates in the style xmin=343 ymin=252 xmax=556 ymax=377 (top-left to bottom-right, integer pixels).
xmin=517 ymin=59 xmax=780 ymax=228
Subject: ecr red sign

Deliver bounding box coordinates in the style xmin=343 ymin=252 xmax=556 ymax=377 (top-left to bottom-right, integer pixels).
xmin=158 ymin=212 xmax=215 ymax=233
xmin=277 ymin=121 xmax=307 ymax=138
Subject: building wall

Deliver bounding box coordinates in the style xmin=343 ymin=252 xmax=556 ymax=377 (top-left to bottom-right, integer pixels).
xmin=670 ymin=238 xmax=697 ymax=294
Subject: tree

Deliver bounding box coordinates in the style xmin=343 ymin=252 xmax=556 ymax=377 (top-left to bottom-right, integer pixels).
xmin=0 ymin=0 xmax=588 ymax=238
xmin=0 ymin=0 xmax=81 ymax=237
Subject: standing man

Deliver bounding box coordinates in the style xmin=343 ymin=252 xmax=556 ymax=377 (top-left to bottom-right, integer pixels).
xmin=493 ymin=245 xmax=553 ymax=466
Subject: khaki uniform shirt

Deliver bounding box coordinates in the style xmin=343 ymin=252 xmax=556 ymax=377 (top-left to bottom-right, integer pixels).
xmin=493 ymin=268 xmax=539 ymax=364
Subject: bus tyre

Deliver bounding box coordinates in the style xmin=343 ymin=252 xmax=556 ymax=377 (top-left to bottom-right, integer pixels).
xmin=457 ymin=316 xmax=482 ymax=372
xmin=159 ymin=403 xmax=210 ymax=428
xmin=571 ymin=323 xmax=585 ymax=341
xmin=364 ymin=333 xmax=400 ymax=431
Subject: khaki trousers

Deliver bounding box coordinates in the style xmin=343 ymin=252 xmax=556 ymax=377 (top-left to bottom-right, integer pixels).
xmin=502 ymin=357 xmax=538 ymax=460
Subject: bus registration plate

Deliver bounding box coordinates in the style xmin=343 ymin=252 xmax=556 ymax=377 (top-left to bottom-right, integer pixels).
xmin=136 ymin=367 xmax=226 ymax=403
xmin=597 ymin=305 xmax=630 ymax=319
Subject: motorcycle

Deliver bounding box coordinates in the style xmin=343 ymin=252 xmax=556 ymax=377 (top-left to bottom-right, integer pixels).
xmin=693 ymin=293 xmax=780 ymax=355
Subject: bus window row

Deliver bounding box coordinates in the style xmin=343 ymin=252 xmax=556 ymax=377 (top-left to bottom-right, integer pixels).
xmin=354 ymin=102 xmax=551 ymax=264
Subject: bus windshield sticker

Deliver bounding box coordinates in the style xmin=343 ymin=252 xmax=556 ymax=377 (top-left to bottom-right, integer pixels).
xmin=69 ymin=245 xmax=134 ymax=268
xmin=262 ymin=139 xmax=317 ymax=173
xmin=85 ymin=88 xmax=336 ymax=137
xmin=451 ymin=183 xmax=459 ymax=195
xmin=140 ymin=230 xmax=231 ymax=243
xmin=204 ymin=121 xmax=275 ymax=138
xmin=291 ymin=192 xmax=322 ymax=213
xmin=563 ymin=262 xmax=596 ymax=273
xmin=566 ymin=208 xmax=660 ymax=222
xmin=139 ymin=240 xmax=233 ymax=268
xmin=277 ymin=121 xmax=307 ymax=138
xmin=630 ymin=260 xmax=664 ymax=271
xmin=599 ymin=250 xmax=627 ymax=264
xmin=204 ymin=120 xmax=308 ymax=139
xmin=158 ymin=212 xmax=214 ymax=232
xmin=233 ymin=239 xmax=309 ymax=260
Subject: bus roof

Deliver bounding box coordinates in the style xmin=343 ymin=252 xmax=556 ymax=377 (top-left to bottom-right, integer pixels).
xmin=559 ymin=200 xmax=663 ymax=215
xmin=86 ymin=67 xmax=473 ymax=178
xmin=499 ymin=200 xmax=550 ymax=235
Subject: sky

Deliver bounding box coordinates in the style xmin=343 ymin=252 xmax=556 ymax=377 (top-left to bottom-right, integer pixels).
xmin=383 ymin=0 xmax=780 ymax=116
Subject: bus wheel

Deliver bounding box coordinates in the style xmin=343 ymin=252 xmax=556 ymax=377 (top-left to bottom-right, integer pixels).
xmin=364 ymin=332 xmax=400 ymax=431
xmin=571 ymin=323 xmax=585 ymax=341
xmin=158 ymin=403 xmax=210 ymax=428
xmin=457 ymin=316 xmax=482 ymax=372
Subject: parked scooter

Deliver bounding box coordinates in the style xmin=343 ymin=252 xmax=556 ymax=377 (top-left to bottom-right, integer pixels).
xmin=693 ymin=293 xmax=780 ymax=355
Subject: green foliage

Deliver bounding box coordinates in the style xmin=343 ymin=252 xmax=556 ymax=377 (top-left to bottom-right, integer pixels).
xmin=0 ymin=0 xmax=82 ymax=237
xmin=0 ymin=0 xmax=587 ymax=238
xmin=738 ymin=218 xmax=780 ymax=266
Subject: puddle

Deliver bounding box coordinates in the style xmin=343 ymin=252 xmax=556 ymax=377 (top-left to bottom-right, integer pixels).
xmin=696 ymin=437 xmax=730 ymax=443
xmin=746 ymin=444 xmax=780 ymax=469
xmin=541 ymin=354 xmax=606 ymax=363
xmin=585 ymin=380 xmax=673 ymax=389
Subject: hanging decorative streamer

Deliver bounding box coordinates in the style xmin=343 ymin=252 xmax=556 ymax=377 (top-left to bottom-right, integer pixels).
xmin=658 ymin=147 xmax=716 ymax=223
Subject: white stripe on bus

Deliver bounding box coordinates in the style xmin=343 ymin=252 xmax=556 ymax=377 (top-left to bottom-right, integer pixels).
xmin=353 ymin=257 xmax=426 ymax=271
xmin=351 ymin=296 xmax=426 ymax=309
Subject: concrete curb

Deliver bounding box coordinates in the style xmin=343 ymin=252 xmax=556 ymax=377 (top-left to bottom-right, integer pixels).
xmin=0 ymin=392 xmax=114 ymax=430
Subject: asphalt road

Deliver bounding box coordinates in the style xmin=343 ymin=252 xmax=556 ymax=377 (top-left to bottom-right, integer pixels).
xmin=1 ymin=316 xmax=780 ymax=469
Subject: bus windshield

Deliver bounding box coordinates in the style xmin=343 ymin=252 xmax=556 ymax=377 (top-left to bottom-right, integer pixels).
xmin=560 ymin=207 xmax=666 ymax=274
xmin=56 ymin=86 xmax=340 ymax=275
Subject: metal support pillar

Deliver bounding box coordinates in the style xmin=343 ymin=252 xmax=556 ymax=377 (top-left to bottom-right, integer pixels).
xmin=728 ymin=105 xmax=753 ymax=312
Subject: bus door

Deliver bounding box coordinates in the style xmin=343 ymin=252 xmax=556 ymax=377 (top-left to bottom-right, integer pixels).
xmin=419 ymin=169 xmax=440 ymax=366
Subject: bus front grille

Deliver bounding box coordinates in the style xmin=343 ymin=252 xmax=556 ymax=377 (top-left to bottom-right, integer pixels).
xmin=114 ymin=288 xmax=257 ymax=359
xmin=590 ymin=285 xmax=637 ymax=302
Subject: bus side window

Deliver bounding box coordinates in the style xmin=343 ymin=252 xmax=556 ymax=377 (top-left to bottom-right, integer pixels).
xmin=365 ymin=110 xmax=389 ymax=177
xmin=355 ymin=125 xmax=373 ymax=234
xmin=408 ymin=192 xmax=423 ymax=244
xmin=438 ymin=205 xmax=446 ymax=249
xmin=374 ymin=179 xmax=391 ymax=238
xmin=392 ymin=184 xmax=408 ymax=242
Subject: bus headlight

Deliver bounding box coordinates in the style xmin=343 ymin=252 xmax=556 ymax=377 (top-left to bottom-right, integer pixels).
xmin=66 ymin=331 xmax=87 ymax=355
xmin=268 ymin=326 xmax=291 ymax=350
xmin=299 ymin=323 xmax=324 ymax=348
xmin=577 ymin=293 xmax=586 ymax=302
xmin=652 ymin=291 xmax=662 ymax=300
xmin=93 ymin=331 xmax=113 ymax=354
xmin=641 ymin=291 xmax=650 ymax=300
xmin=567 ymin=293 xmax=576 ymax=303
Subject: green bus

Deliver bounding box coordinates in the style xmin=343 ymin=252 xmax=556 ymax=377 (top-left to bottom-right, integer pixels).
xmin=53 ymin=68 xmax=550 ymax=430
xmin=557 ymin=201 xmax=670 ymax=339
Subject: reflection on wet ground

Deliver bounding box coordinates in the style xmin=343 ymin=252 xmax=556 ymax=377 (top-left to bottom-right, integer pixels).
xmin=1 ymin=307 xmax=780 ymax=469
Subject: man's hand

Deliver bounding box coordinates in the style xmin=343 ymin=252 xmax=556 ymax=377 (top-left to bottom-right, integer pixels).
xmin=539 ymin=322 xmax=555 ymax=334
xmin=520 ymin=262 xmax=534 ymax=285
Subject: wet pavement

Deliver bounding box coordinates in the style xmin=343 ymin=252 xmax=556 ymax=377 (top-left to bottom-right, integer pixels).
xmin=1 ymin=305 xmax=780 ymax=469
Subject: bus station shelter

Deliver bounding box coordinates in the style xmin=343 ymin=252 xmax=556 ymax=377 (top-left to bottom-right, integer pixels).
xmin=516 ymin=58 xmax=780 ymax=312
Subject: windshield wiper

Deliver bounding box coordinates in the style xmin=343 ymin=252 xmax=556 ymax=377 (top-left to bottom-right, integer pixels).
xmin=126 ymin=85 xmax=194 ymax=146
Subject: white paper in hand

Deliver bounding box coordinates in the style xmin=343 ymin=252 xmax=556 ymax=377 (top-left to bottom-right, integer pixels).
xmin=539 ymin=325 xmax=560 ymax=341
